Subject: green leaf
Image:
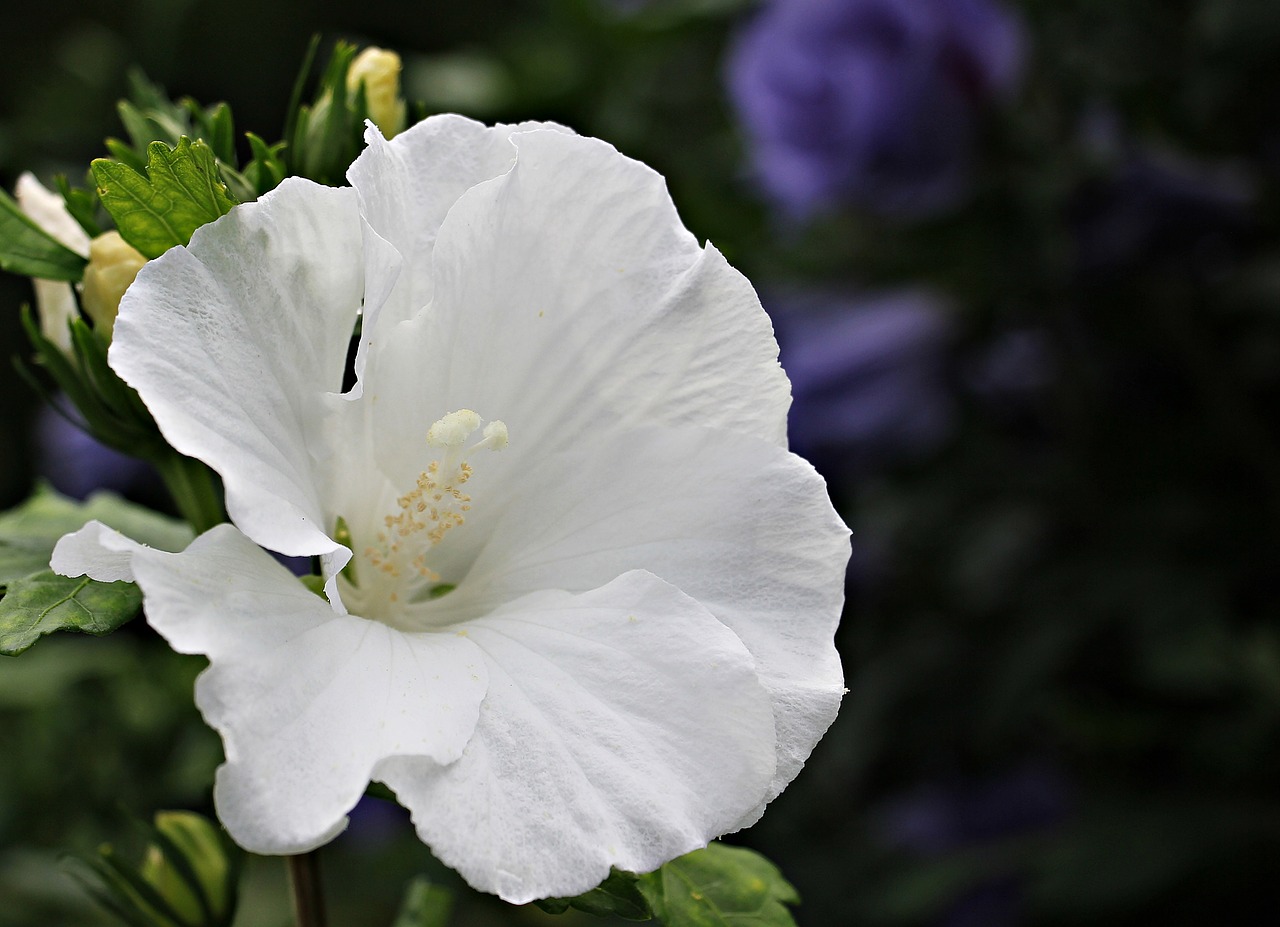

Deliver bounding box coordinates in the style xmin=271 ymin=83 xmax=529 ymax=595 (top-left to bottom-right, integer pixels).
xmin=0 ymin=571 xmax=143 ymax=656
xmin=0 ymin=187 xmax=88 ymax=281
xmin=391 ymin=877 xmax=454 ymax=927
xmin=92 ymin=137 xmax=237 ymax=259
xmin=536 ymin=869 xmax=653 ymax=920
xmin=0 ymin=484 xmax=193 ymax=585
xmin=637 ymin=844 xmax=800 ymax=927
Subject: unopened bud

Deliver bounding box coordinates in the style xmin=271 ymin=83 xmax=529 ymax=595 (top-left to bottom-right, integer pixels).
xmin=347 ymin=47 xmax=407 ymax=137
xmin=14 ymin=173 xmax=90 ymax=354
xmin=81 ymin=231 xmax=146 ymax=336
xmin=138 ymin=811 xmax=236 ymax=926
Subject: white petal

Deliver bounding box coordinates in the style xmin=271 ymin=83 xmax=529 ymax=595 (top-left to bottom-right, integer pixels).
xmin=51 ymin=520 xmax=144 ymax=582
xmin=109 ymin=179 xmax=386 ymax=562
xmin=127 ymin=525 xmax=488 ymax=854
xmin=15 ymin=173 xmax=91 ymax=257
xmin=346 ymin=116 xmax=572 ymax=327
xmin=460 ymin=426 xmax=848 ymax=810
xmin=376 ymin=570 xmax=776 ymax=903
xmin=363 ymin=126 xmax=789 ymax=488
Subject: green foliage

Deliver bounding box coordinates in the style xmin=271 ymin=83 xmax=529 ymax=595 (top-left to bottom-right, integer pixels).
xmin=0 ymin=572 xmax=142 ymax=658
xmin=91 ymin=138 xmax=237 ymax=260
xmin=0 ymin=485 xmax=193 ymax=655
xmin=18 ymin=313 xmax=165 ymax=460
xmin=73 ymin=810 xmax=241 ymax=927
xmin=391 ymin=877 xmax=454 ymax=927
xmin=536 ymin=846 xmax=798 ymax=926
xmin=535 ymin=868 xmax=653 ymax=920
xmin=636 ymin=844 xmax=800 ymax=927
xmin=286 ymin=40 xmax=371 ymax=185
xmin=0 ymin=187 xmax=88 ymax=282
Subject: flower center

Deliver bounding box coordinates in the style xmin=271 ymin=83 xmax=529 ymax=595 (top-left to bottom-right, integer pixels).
xmin=345 ymin=409 xmax=507 ymax=623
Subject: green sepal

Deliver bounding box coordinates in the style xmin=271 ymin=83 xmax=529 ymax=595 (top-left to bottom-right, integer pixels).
xmin=536 ymin=868 xmax=653 ymax=920
xmin=0 ymin=186 xmax=89 ymax=281
xmin=636 ymin=843 xmax=801 ymax=927
xmin=20 ymin=311 xmax=165 ymax=457
xmin=299 ymin=574 xmax=326 ymax=597
xmin=92 ymin=137 xmax=237 ymax=260
xmin=68 ymin=810 xmax=242 ymax=927
xmin=391 ymin=877 xmax=454 ymax=927
xmin=55 ymin=174 xmax=104 ymax=239
xmin=287 ymin=41 xmax=371 ymax=185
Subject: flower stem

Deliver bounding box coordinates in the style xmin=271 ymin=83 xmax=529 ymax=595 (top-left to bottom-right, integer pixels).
xmin=154 ymin=452 xmax=226 ymax=534
xmin=286 ymin=851 xmax=328 ymax=927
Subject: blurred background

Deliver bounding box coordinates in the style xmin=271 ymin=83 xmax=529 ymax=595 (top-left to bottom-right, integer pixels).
xmin=2 ymin=0 xmax=1280 ymax=924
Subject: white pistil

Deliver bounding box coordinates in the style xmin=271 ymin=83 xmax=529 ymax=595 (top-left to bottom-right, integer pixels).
xmin=361 ymin=410 xmax=507 ymax=608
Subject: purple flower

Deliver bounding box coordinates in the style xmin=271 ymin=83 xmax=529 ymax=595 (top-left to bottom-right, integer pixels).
xmin=35 ymin=404 xmax=155 ymax=501
xmin=1071 ymin=149 xmax=1255 ymax=277
xmin=770 ymin=288 xmax=956 ymax=475
xmin=726 ymin=0 xmax=1025 ymax=218
xmin=878 ymin=763 xmax=1072 ymax=927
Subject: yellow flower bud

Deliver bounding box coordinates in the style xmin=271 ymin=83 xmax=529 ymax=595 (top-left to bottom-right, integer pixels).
xmin=347 ymin=47 xmax=407 ymax=138
xmin=81 ymin=231 xmax=147 ymax=336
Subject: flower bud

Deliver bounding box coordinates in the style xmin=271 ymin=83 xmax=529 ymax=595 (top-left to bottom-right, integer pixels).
xmin=81 ymin=811 xmax=240 ymax=927
xmin=138 ymin=811 xmax=236 ymax=926
xmin=347 ymin=47 xmax=406 ymax=137
xmin=81 ymin=231 xmax=147 ymax=336
xmin=14 ymin=173 xmax=90 ymax=354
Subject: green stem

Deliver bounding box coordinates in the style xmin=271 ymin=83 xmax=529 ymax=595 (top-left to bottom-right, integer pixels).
xmin=287 ymin=851 xmax=328 ymax=927
xmin=154 ymin=452 xmax=225 ymax=534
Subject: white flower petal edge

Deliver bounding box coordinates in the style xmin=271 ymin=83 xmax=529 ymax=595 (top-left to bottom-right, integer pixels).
xmin=57 ymin=523 xmax=490 ymax=854
xmin=379 ymin=570 xmax=777 ymax=903
xmin=54 ymin=523 xmax=778 ymax=901
xmin=108 ymin=179 xmax=392 ymax=573
xmin=459 ymin=425 xmax=848 ymax=811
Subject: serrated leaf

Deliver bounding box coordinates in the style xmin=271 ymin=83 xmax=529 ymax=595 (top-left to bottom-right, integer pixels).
xmin=637 ymin=844 xmax=800 ymax=927
xmin=0 ymin=571 xmax=143 ymax=656
xmin=536 ymin=869 xmax=653 ymax=920
xmin=92 ymin=137 xmax=237 ymax=259
xmin=0 ymin=484 xmax=193 ymax=585
xmin=391 ymin=877 xmax=454 ymax=927
xmin=0 ymin=187 xmax=89 ymax=281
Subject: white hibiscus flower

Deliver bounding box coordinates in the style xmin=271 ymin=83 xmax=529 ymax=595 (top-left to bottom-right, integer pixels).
xmin=52 ymin=116 xmax=849 ymax=903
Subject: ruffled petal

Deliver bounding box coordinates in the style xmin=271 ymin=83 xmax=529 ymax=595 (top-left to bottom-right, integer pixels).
xmin=125 ymin=525 xmax=489 ymax=854
xmin=456 ymin=426 xmax=848 ymax=809
xmin=51 ymin=520 xmax=146 ymax=582
xmin=363 ymin=125 xmax=789 ymax=489
xmin=375 ymin=570 xmax=776 ymax=903
xmin=108 ymin=179 xmax=388 ymax=564
xmin=346 ymin=116 xmax=571 ymax=327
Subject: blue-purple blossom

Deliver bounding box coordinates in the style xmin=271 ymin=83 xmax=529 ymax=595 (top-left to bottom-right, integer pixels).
xmin=878 ymin=763 xmax=1072 ymax=927
xmin=1071 ymin=149 xmax=1254 ymax=276
xmin=726 ymin=0 xmax=1025 ymax=218
xmin=770 ymin=289 xmax=956 ymax=476
xmin=35 ymin=404 xmax=154 ymax=501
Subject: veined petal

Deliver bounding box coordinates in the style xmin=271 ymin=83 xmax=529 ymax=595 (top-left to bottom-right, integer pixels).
xmin=376 ymin=570 xmax=776 ymax=904
xmin=459 ymin=426 xmax=848 ymax=809
xmin=363 ymin=126 xmax=789 ymax=489
xmin=109 ymin=179 xmax=387 ymax=563
xmin=127 ymin=525 xmax=488 ymax=854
